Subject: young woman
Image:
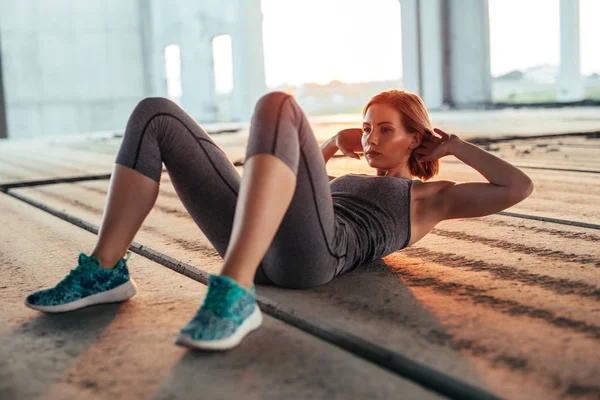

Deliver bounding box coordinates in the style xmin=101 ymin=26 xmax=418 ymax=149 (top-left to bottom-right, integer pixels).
xmin=24 ymin=90 xmax=534 ymax=351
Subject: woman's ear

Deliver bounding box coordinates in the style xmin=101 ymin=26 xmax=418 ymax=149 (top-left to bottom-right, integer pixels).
xmin=409 ymin=131 xmax=424 ymax=150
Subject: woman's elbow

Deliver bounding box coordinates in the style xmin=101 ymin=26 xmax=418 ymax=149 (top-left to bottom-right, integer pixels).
xmin=512 ymin=178 xmax=534 ymax=201
xmin=524 ymin=178 xmax=534 ymax=197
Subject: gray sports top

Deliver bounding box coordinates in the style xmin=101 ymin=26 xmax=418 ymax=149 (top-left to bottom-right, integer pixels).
xmin=329 ymin=173 xmax=415 ymax=273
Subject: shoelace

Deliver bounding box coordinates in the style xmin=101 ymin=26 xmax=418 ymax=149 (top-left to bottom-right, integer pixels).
xmin=198 ymin=287 xmax=234 ymax=317
xmin=56 ymin=255 xmax=99 ymax=290
xmin=56 ymin=267 xmax=85 ymax=290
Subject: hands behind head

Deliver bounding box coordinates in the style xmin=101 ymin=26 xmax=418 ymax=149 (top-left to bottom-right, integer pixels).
xmin=414 ymin=128 xmax=461 ymax=162
xmin=335 ymin=128 xmax=364 ymax=159
xmin=334 ymin=127 xmax=461 ymax=162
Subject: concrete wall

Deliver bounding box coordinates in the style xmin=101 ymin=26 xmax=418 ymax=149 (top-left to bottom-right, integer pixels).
xmin=0 ymin=0 xmax=267 ymax=139
xmin=143 ymin=0 xmax=266 ymax=122
xmin=0 ymin=0 xmax=148 ymax=139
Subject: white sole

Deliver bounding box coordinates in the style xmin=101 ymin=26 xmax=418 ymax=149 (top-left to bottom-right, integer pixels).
xmin=24 ymin=278 xmax=138 ymax=313
xmin=174 ymin=304 xmax=263 ymax=351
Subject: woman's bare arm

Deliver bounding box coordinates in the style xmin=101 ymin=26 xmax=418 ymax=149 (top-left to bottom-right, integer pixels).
xmin=320 ymin=134 xmax=339 ymax=163
xmin=320 ymin=134 xmax=339 ymax=181
xmin=434 ymin=138 xmax=534 ymax=220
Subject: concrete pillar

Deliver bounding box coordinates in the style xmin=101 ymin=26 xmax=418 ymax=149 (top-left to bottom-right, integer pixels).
xmin=446 ymin=0 xmax=492 ymax=107
xmin=400 ymin=0 xmax=422 ymax=95
xmin=0 ymin=31 xmax=7 ymax=139
xmin=558 ymin=0 xmax=584 ymax=102
xmin=231 ymin=0 xmax=267 ymax=122
xmin=419 ymin=0 xmax=445 ymax=109
xmin=179 ymin=6 xmax=216 ymax=122
xmin=139 ymin=0 xmax=158 ymax=97
xmin=400 ymin=0 xmax=446 ymax=107
xmin=399 ymin=0 xmax=491 ymax=108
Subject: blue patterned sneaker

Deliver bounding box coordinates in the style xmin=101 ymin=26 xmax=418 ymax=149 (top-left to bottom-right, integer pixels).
xmin=174 ymin=274 xmax=263 ymax=351
xmin=25 ymin=251 xmax=137 ymax=313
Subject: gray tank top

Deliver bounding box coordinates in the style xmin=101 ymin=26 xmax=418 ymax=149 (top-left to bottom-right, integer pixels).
xmin=330 ymin=173 xmax=414 ymax=272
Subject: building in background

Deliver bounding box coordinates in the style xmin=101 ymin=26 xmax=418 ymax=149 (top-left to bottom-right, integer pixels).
xmin=0 ymin=0 xmax=266 ymax=139
xmin=0 ymin=0 xmax=596 ymax=139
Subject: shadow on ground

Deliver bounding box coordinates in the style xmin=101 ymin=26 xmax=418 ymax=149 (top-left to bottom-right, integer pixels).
xmin=0 ymin=304 xmax=122 ymax=399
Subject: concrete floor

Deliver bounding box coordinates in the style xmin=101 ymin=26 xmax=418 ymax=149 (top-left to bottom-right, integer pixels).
xmin=0 ymin=110 xmax=599 ymax=400
xmin=0 ymin=195 xmax=442 ymax=400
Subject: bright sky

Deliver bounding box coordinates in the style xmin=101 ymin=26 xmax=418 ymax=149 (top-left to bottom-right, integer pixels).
xmin=488 ymin=0 xmax=600 ymax=77
xmin=213 ymin=0 xmax=600 ymax=91
xmin=261 ymin=0 xmax=403 ymax=87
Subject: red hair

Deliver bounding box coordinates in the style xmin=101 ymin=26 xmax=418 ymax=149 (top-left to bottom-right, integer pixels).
xmin=362 ymin=89 xmax=440 ymax=181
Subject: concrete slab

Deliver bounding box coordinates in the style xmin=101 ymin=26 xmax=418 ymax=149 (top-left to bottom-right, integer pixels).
xmin=2 ymin=117 xmax=600 ymax=399
xmin=466 ymin=137 xmax=600 ymax=171
xmin=2 ymin=121 xmax=598 ymax=185
xmin=0 ymin=141 xmax=115 ymax=183
xmin=309 ymin=107 xmax=600 ymax=140
xmin=8 ymin=173 xmax=600 ymax=399
xmin=0 ymin=194 xmax=443 ymax=400
xmin=4 ymin=132 xmax=598 ymax=224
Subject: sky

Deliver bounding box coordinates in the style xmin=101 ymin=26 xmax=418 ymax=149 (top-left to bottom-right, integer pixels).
xmin=488 ymin=0 xmax=600 ymax=78
xmin=212 ymin=0 xmax=600 ymax=91
xmin=260 ymin=0 xmax=403 ymax=87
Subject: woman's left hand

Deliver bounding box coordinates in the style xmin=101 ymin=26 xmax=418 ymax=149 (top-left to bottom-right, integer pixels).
xmin=414 ymin=128 xmax=461 ymax=162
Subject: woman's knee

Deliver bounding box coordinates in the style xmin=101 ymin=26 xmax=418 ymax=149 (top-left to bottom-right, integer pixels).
xmin=121 ymin=97 xmax=183 ymax=161
xmin=126 ymin=97 xmax=189 ymax=144
xmin=134 ymin=96 xmax=177 ymax=114
xmin=253 ymin=91 xmax=301 ymax=120
xmin=256 ymin=91 xmax=290 ymax=107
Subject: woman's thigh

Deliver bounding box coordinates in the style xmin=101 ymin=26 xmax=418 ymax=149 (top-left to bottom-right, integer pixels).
xmin=115 ymin=95 xmax=347 ymax=289
xmin=114 ymin=97 xmax=249 ymax=272
xmin=245 ymin=92 xmax=349 ymax=289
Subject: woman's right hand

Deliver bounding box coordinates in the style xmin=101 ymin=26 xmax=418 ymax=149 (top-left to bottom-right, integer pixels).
xmin=335 ymin=128 xmax=364 ymax=160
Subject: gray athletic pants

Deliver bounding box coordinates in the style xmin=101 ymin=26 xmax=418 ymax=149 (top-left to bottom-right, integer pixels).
xmin=115 ymin=92 xmax=349 ymax=289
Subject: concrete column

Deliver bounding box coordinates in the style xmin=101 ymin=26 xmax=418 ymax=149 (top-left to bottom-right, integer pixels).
xmin=446 ymin=0 xmax=492 ymax=107
xmin=399 ymin=0 xmax=491 ymax=108
xmin=419 ymin=0 xmax=445 ymax=109
xmin=400 ymin=0 xmax=422 ymax=95
xmin=179 ymin=15 xmax=216 ymax=122
xmin=558 ymin=0 xmax=584 ymax=102
xmin=399 ymin=0 xmax=446 ymax=108
xmin=231 ymin=0 xmax=267 ymax=122
xmin=0 ymin=31 xmax=7 ymax=139
xmin=138 ymin=0 xmax=158 ymax=97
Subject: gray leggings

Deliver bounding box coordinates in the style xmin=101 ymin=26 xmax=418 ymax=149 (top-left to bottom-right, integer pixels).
xmin=115 ymin=92 xmax=349 ymax=289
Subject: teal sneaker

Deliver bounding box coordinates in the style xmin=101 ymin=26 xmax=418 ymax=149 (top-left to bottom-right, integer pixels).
xmin=174 ymin=274 xmax=263 ymax=351
xmin=25 ymin=251 xmax=137 ymax=313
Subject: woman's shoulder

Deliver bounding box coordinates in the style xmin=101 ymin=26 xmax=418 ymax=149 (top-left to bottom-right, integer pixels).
xmin=411 ymin=179 xmax=455 ymax=202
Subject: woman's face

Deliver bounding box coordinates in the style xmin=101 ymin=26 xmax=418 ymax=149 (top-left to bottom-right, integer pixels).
xmin=361 ymin=103 xmax=417 ymax=169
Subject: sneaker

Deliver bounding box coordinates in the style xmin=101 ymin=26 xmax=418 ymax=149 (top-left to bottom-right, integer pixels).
xmin=174 ymin=274 xmax=263 ymax=351
xmin=25 ymin=251 xmax=138 ymax=313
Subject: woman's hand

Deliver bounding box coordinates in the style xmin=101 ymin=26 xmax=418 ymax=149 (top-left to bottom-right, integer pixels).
xmin=414 ymin=128 xmax=461 ymax=162
xmin=335 ymin=128 xmax=364 ymax=160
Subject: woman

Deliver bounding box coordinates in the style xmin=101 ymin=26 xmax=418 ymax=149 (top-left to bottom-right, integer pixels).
xmin=24 ymin=90 xmax=534 ymax=351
